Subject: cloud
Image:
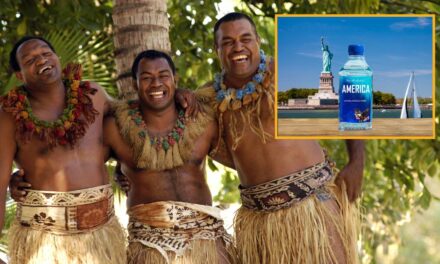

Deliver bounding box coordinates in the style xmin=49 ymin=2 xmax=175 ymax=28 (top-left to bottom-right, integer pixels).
xmin=297 ymin=52 xmax=322 ymax=59
xmin=390 ymin=17 xmax=431 ymax=31
xmin=375 ymin=69 xmax=432 ymax=78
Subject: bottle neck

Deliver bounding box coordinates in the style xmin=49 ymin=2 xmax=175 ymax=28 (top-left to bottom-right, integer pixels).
xmin=348 ymin=55 xmax=365 ymax=60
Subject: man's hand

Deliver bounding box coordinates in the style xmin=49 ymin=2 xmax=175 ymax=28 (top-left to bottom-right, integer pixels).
xmin=114 ymin=162 xmax=130 ymax=194
xmin=335 ymin=161 xmax=363 ymax=202
xmin=175 ymin=88 xmax=201 ymax=119
xmin=335 ymin=140 xmax=365 ymax=202
xmin=9 ymin=169 xmax=31 ymax=202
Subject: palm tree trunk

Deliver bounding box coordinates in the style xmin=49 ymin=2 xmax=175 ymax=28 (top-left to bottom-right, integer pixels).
xmin=113 ymin=0 xmax=171 ymax=99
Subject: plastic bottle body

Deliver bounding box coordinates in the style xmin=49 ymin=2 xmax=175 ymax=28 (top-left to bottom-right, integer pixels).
xmin=338 ymin=54 xmax=373 ymax=130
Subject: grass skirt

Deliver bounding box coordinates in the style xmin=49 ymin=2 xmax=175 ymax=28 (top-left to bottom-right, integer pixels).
xmin=234 ymin=182 xmax=359 ymax=264
xmin=8 ymin=216 xmax=126 ymax=264
xmin=128 ymin=239 xmax=231 ymax=264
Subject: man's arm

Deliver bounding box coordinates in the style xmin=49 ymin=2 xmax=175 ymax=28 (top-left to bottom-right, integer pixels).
xmin=0 ymin=109 xmax=17 ymax=240
xmin=208 ymin=119 xmax=236 ymax=170
xmin=103 ymin=116 xmax=135 ymax=166
xmin=336 ymin=140 xmax=365 ymax=202
xmin=9 ymin=169 xmax=31 ymax=202
xmin=175 ymin=88 xmax=201 ymax=119
xmin=90 ymin=82 xmax=114 ymax=117
xmin=103 ymin=116 xmax=133 ymax=192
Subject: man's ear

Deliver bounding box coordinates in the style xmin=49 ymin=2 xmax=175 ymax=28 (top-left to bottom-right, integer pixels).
xmin=15 ymin=71 xmax=23 ymax=82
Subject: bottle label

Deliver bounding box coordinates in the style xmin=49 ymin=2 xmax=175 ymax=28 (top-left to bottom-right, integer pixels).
xmin=339 ymin=76 xmax=372 ymax=123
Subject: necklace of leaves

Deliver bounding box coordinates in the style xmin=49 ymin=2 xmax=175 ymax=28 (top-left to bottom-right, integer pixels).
xmin=127 ymin=100 xmax=186 ymax=151
xmin=213 ymin=49 xmax=267 ymax=113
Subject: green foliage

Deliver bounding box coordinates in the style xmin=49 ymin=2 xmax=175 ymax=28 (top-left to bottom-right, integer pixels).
xmin=0 ymin=199 xmax=16 ymax=254
xmin=417 ymin=97 xmax=433 ymax=104
xmin=278 ymin=88 xmax=320 ymax=103
xmin=213 ymin=170 xmax=241 ymax=204
xmin=283 ymin=88 xmax=319 ymax=99
xmin=373 ymin=91 xmax=396 ymax=105
xmin=278 ymin=91 xmax=289 ymax=103
xmin=396 ymin=186 xmax=440 ymax=263
xmin=167 ymin=0 xmax=222 ymax=90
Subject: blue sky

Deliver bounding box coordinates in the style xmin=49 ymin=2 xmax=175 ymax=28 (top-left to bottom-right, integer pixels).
xmin=277 ymin=16 xmax=433 ymax=98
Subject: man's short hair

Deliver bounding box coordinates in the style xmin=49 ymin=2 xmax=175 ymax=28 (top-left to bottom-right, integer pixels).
xmin=9 ymin=36 xmax=56 ymax=72
xmin=131 ymin=50 xmax=176 ymax=80
xmin=213 ymin=12 xmax=258 ymax=46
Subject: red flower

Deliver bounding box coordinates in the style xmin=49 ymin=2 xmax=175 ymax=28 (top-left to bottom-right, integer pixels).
xmin=168 ymin=138 xmax=176 ymax=145
xmin=25 ymin=121 xmax=35 ymax=130
xmin=18 ymin=94 xmax=25 ymax=102
xmin=83 ymin=81 xmax=90 ymax=89
xmin=59 ymin=138 xmax=68 ymax=145
xmin=74 ymin=73 xmax=80 ymax=80
xmin=73 ymin=110 xmax=81 ymax=118
xmin=55 ymin=127 xmax=66 ymax=137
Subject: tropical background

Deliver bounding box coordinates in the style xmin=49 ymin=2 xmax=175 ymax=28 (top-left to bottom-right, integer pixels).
xmin=0 ymin=0 xmax=439 ymax=263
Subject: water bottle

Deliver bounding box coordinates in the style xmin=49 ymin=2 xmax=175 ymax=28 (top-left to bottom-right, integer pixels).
xmin=338 ymin=44 xmax=373 ymax=130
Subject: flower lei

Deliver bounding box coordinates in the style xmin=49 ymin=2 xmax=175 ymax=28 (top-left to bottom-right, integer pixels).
xmin=127 ymin=100 xmax=186 ymax=151
xmin=0 ymin=63 xmax=98 ymax=147
xmin=213 ymin=49 xmax=267 ymax=113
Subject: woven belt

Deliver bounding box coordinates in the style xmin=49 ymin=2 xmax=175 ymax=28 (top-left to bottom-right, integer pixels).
xmin=16 ymin=184 xmax=114 ymax=234
xmin=239 ymin=161 xmax=334 ymax=211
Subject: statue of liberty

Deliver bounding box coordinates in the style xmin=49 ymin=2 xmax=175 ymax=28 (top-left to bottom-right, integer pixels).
xmin=321 ymin=37 xmax=333 ymax=73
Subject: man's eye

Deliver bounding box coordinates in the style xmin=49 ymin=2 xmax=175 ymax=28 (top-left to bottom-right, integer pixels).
xmin=43 ymin=52 xmax=52 ymax=56
xmin=26 ymin=58 xmax=35 ymax=65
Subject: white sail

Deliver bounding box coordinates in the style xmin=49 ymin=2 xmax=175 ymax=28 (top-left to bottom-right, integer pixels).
xmin=400 ymin=72 xmax=413 ymax=119
xmin=412 ymin=74 xmax=422 ymax=118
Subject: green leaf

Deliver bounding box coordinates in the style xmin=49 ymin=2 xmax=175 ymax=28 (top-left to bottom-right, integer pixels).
xmin=16 ymin=19 xmax=27 ymax=35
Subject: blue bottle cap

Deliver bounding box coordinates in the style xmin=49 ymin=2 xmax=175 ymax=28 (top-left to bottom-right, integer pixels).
xmin=348 ymin=45 xmax=364 ymax=55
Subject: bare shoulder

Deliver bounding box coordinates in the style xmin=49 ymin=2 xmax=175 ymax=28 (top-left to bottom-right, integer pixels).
xmin=89 ymin=82 xmax=113 ymax=115
xmin=0 ymin=107 xmax=15 ymax=130
xmin=0 ymin=107 xmax=17 ymax=155
xmin=90 ymin=82 xmax=107 ymax=99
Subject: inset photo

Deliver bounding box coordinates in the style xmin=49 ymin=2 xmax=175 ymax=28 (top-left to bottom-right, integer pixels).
xmin=275 ymin=15 xmax=435 ymax=139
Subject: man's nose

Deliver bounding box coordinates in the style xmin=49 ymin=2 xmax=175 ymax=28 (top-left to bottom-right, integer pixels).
xmin=151 ymin=76 xmax=162 ymax=87
xmin=232 ymin=41 xmax=244 ymax=52
xmin=35 ymin=55 xmax=48 ymax=65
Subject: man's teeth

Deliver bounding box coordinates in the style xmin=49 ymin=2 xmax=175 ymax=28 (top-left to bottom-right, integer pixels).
xmin=232 ymin=55 xmax=248 ymax=62
xmin=38 ymin=66 xmax=53 ymax=74
xmin=149 ymin=91 xmax=165 ymax=98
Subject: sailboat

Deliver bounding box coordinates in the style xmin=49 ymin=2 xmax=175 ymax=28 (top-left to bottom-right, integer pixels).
xmin=400 ymin=71 xmax=422 ymax=119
